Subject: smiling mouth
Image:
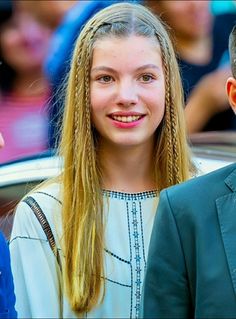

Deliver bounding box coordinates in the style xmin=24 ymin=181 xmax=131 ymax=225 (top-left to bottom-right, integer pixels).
xmin=110 ymin=115 xmax=143 ymax=123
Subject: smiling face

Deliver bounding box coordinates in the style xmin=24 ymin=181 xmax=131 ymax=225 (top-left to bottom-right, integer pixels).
xmin=90 ymin=35 xmax=165 ymax=151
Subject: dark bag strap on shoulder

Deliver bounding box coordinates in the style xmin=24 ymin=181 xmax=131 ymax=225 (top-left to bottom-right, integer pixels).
xmin=22 ymin=195 xmax=62 ymax=271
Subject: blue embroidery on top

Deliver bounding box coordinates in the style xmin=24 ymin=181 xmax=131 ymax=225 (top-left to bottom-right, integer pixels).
xmin=105 ymin=248 xmax=130 ymax=264
xmin=35 ymin=191 xmax=62 ymax=204
xmin=126 ymin=201 xmax=133 ymax=319
xmin=131 ymin=201 xmax=142 ymax=318
xmin=103 ymin=276 xmax=131 ymax=288
xmin=139 ymin=201 xmax=146 ymax=268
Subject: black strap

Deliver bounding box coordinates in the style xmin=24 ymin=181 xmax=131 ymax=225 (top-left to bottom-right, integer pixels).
xmin=23 ymin=196 xmax=62 ymax=271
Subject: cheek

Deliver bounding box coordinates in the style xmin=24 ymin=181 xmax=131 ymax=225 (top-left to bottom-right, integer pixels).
xmin=160 ymin=101 xmax=166 ymax=122
xmin=90 ymin=85 xmax=110 ymax=113
xmin=90 ymin=86 xmax=98 ymax=113
xmin=90 ymin=110 xmax=103 ymax=134
xmin=90 ymin=89 xmax=103 ymax=129
xmin=1 ymin=31 xmax=19 ymax=55
xmin=149 ymin=88 xmax=166 ymax=120
xmin=90 ymin=110 xmax=97 ymax=128
xmin=153 ymin=103 xmax=165 ymax=126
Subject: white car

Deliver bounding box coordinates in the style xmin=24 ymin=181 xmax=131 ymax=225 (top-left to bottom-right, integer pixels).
xmin=1 ymin=131 xmax=236 ymax=239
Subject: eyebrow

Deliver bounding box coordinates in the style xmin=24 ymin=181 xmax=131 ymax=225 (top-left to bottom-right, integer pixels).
xmin=136 ymin=64 xmax=161 ymax=72
xmin=90 ymin=64 xmax=161 ymax=74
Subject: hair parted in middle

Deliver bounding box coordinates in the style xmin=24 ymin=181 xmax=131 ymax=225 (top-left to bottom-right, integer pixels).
xmin=58 ymin=2 xmax=194 ymax=314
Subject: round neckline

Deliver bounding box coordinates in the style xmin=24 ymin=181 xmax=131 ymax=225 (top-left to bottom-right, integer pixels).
xmin=102 ymin=189 xmax=159 ymax=200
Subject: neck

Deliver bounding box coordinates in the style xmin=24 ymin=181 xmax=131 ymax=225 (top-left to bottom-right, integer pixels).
xmin=12 ymin=70 xmax=49 ymax=96
xmin=98 ymin=141 xmax=156 ymax=193
xmin=176 ymin=34 xmax=212 ymax=65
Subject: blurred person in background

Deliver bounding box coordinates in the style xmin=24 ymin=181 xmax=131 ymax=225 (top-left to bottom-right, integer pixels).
xmin=18 ymin=0 xmax=77 ymax=30
xmin=146 ymin=0 xmax=236 ymax=133
xmin=0 ymin=133 xmax=4 ymax=149
xmin=0 ymin=0 xmax=52 ymax=163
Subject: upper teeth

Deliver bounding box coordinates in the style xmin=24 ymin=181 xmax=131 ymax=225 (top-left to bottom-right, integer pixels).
xmin=112 ymin=115 xmax=142 ymax=123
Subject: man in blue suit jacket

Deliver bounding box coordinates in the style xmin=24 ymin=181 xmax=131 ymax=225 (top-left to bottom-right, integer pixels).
xmin=0 ymin=232 xmax=17 ymax=318
xmin=141 ymin=25 xmax=236 ymax=318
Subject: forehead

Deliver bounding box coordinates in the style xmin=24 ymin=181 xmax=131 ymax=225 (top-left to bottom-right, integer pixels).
xmin=91 ymin=35 xmax=161 ymax=62
xmin=93 ymin=33 xmax=160 ymax=48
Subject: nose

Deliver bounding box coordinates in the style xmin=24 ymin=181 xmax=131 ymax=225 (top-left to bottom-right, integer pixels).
xmin=19 ymin=14 xmax=46 ymax=44
xmin=116 ymin=80 xmax=138 ymax=107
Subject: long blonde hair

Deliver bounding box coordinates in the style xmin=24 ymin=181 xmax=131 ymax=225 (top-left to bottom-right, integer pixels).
xmin=58 ymin=2 xmax=194 ymax=314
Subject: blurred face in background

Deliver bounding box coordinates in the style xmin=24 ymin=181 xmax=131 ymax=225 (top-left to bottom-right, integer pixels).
xmin=150 ymin=0 xmax=212 ymax=41
xmin=0 ymin=9 xmax=51 ymax=74
xmin=17 ymin=0 xmax=77 ymax=29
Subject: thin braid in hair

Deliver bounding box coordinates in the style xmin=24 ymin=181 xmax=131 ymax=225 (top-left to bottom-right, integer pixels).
xmin=84 ymin=45 xmax=100 ymax=266
xmin=75 ymin=21 xmax=102 ymax=195
xmin=165 ymin=45 xmax=181 ymax=184
xmin=73 ymin=21 xmax=105 ymax=310
xmin=157 ymin=35 xmax=174 ymax=185
xmin=166 ymin=46 xmax=181 ymax=184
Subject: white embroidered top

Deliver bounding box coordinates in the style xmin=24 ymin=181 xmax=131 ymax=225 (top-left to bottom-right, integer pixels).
xmin=10 ymin=183 xmax=158 ymax=318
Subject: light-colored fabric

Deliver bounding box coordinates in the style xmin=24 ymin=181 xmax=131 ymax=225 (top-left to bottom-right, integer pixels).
xmin=10 ymin=183 xmax=158 ymax=318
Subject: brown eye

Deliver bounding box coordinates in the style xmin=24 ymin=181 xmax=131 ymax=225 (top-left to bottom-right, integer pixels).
xmin=98 ymin=75 xmax=113 ymax=83
xmin=140 ymin=74 xmax=154 ymax=82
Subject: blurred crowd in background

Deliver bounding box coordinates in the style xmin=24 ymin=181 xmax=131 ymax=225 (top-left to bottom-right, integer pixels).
xmin=0 ymin=0 xmax=236 ymax=164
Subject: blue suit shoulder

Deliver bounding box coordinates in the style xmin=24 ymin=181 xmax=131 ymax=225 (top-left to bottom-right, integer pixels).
xmin=162 ymin=162 xmax=236 ymax=211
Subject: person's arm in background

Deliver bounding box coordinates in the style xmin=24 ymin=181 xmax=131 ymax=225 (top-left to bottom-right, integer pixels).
xmin=185 ymin=65 xmax=231 ymax=133
xmin=184 ymin=11 xmax=234 ymax=134
xmin=141 ymin=190 xmax=192 ymax=318
xmin=0 ymin=232 xmax=17 ymax=318
xmin=0 ymin=133 xmax=4 ymax=149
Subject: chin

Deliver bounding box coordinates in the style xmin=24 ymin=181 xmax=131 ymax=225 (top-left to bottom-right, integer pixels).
xmin=113 ymin=139 xmax=146 ymax=148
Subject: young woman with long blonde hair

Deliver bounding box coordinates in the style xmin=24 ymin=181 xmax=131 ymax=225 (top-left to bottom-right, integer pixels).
xmin=10 ymin=2 xmax=194 ymax=318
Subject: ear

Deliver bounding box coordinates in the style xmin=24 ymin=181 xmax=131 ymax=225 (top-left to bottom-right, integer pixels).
xmin=226 ymin=77 xmax=236 ymax=114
